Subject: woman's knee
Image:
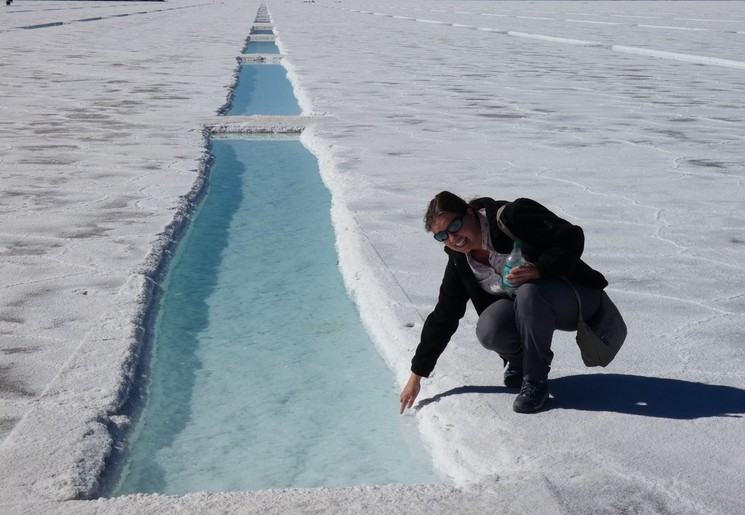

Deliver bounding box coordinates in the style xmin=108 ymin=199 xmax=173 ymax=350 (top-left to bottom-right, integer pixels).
xmin=476 ymin=315 xmax=499 ymax=350
xmin=476 ymin=300 xmax=519 ymax=353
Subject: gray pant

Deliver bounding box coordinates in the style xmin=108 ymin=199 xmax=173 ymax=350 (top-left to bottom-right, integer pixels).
xmin=475 ymin=279 xmax=602 ymax=382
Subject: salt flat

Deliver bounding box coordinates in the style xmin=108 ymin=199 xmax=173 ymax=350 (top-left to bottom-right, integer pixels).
xmin=1 ymin=0 xmax=744 ymax=513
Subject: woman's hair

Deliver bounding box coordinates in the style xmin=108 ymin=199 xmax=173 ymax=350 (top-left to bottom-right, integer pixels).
xmin=424 ymin=191 xmax=469 ymax=232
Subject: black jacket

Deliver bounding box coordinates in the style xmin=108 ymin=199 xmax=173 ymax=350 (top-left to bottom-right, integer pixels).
xmin=411 ymin=197 xmax=608 ymax=377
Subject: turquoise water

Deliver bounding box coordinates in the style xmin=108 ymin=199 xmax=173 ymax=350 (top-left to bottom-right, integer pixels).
xmin=113 ymin=139 xmax=438 ymax=495
xmin=226 ymin=65 xmax=301 ymax=116
xmin=243 ymin=41 xmax=280 ymax=54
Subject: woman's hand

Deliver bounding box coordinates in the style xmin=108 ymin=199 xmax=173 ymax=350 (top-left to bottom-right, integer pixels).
xmin=506 ymin=262 xmax=541 ymax=286
xmin=400 ymin=373 xmax=423 ymax=414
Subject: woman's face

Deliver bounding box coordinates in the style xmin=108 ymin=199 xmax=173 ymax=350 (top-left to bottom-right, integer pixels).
xmin=431 ymin=208 xmax=481 ymax=254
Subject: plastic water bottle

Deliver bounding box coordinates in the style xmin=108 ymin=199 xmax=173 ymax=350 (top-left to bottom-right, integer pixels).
xmin=502 ymin=240 xmax=525 ymax=297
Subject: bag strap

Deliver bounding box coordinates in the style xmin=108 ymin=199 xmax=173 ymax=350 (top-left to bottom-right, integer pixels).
xmin=496 ymin=204 xmax=520 ymax=242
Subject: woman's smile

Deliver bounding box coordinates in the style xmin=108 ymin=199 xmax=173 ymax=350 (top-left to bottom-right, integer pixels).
xmin=450 ymin=234 xmax=468 ymax=248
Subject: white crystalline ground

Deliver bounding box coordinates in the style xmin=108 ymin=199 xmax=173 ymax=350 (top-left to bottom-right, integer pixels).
xmin=1 ymin=0 xmax=744 ymax=513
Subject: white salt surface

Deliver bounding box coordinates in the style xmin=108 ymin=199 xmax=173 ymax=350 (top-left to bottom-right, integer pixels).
xmin=1 ymin=0 xmax=744 ymax=513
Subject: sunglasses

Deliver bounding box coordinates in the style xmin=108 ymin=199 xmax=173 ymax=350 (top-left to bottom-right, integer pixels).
xmin=433 ymin=215 xmax=464 ymax=242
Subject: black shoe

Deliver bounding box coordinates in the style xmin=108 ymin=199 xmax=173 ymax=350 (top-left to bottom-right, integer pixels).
xmin=503 ymin=365 xmax=523 ymax=388
xmin=513 ymin=379 xmax=549 ymax=413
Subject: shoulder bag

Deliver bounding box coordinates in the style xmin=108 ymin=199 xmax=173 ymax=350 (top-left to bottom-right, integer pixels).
xmin=565 ymin=280 xmax=627 ymax=367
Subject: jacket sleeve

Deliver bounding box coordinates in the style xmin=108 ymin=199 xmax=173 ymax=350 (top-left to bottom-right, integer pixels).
xmin=506 ymin=198 xmax=585 ymax=279
xmin=411 ymin=256 xmax=470 ymax=377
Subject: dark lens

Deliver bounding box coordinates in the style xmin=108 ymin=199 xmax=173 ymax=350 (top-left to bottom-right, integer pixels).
xmin=433 ymin=216 xmax=463 ymax=242
xmin=448 ymin=217 xmax=463 ymax=234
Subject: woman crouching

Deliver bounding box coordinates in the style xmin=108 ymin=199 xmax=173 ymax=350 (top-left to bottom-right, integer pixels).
xmin=399 ymin=191 xmax=607 ymax=414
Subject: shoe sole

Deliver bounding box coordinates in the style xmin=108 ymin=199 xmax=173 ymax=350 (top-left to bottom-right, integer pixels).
xmin=512 ymin=395 xmax=548 ymax=413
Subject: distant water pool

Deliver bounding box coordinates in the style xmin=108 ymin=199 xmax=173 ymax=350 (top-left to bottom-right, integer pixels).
xmin=226 ymin=65 xmax=300 ymax=116
xmin=243 ymin=40 xmax=280 ymax=54
xmin=113 ymin=138 xmax=438 ymax=495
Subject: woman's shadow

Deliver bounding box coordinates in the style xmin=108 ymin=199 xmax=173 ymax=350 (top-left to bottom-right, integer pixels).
xmin=416 ymin=374 xmax=745 ymax=419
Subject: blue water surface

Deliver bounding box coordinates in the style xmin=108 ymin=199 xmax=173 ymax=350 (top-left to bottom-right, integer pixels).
xmin=226 ymin=65 xmax=300 ymax=116
xmin=114 ymin=139 xmax=438 ymax=495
